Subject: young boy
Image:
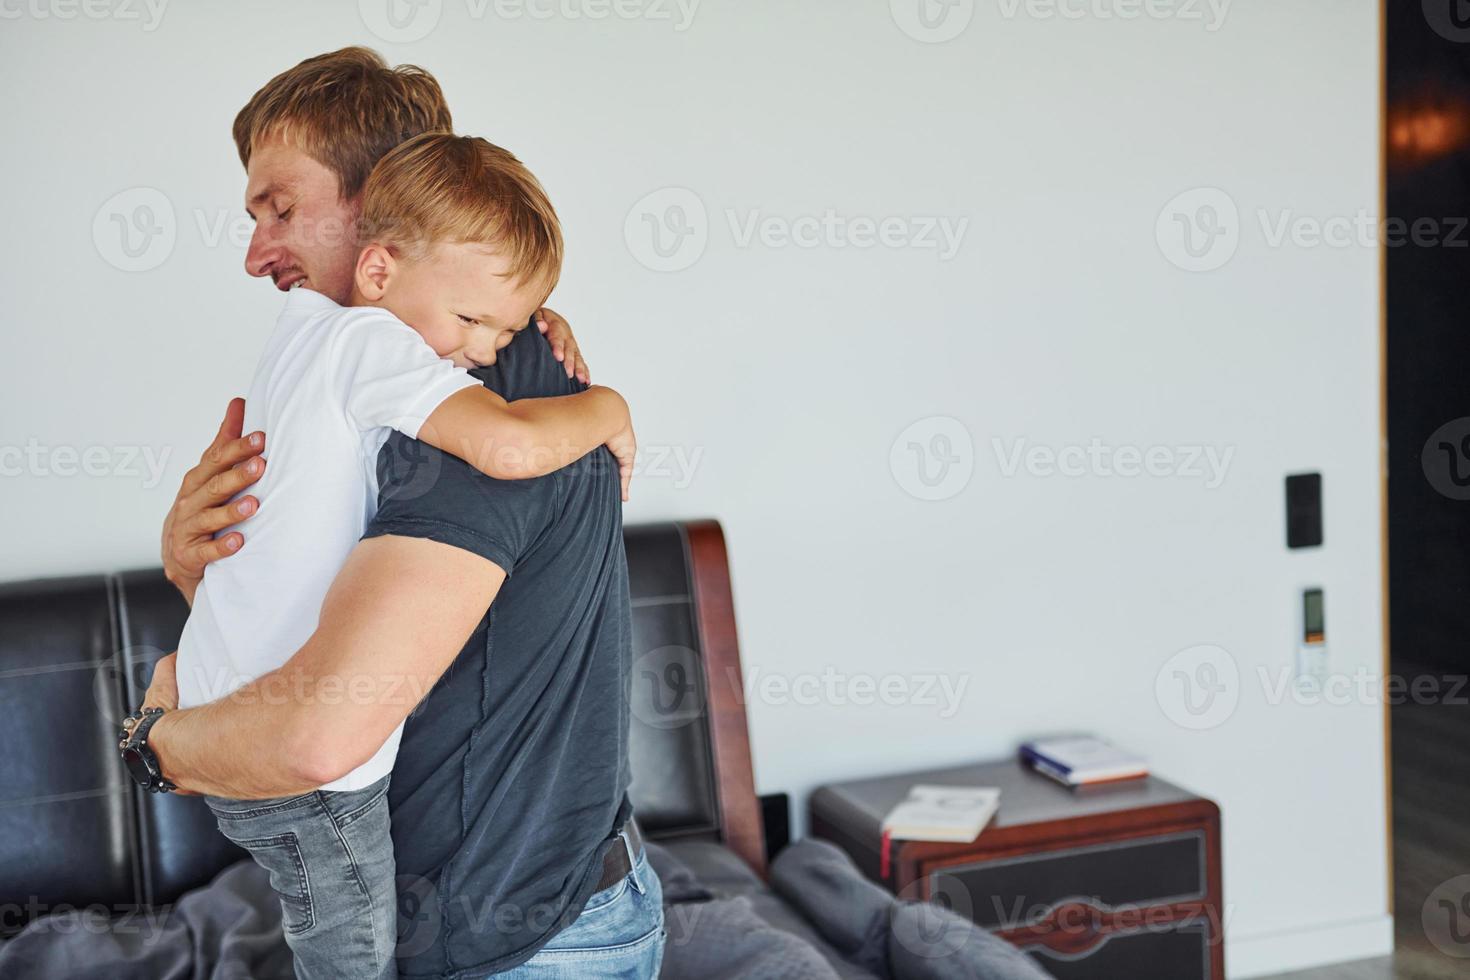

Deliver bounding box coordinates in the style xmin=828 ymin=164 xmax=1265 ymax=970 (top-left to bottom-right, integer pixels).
xmin=133 ymin=133 xmax=626 ymax=979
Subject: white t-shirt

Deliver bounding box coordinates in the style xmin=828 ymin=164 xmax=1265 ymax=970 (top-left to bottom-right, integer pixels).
xmin=175 ymin=287 xmax=481 ymax=791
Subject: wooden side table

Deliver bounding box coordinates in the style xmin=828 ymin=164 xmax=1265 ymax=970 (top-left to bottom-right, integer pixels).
xmin=809 ymin=758 xmax=1224 ymax=979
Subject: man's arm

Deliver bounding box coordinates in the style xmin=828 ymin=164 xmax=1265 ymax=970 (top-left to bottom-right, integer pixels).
xmin=148 ymin=535 xmax=505 ymax=798
xmin=161 ymin=398 xmax=267 ymax=605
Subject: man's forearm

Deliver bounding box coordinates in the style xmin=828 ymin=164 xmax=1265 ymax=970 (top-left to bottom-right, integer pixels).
xmin=148 ymin=672 xmax=328 ymax=799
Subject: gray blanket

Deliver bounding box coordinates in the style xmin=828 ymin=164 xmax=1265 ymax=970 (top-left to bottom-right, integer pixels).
xmin=1 ymin=841 xmax=1048 ymax=980
xmin=649 ymin=839 xmax=1049 ymax=980
xmin=768 ymin=839 xmax=1051 ymax=980
xmin=0 ymin=861 xmax=293 ymax=980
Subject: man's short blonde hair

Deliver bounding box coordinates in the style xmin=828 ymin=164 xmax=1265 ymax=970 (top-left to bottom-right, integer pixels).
xmin=361 ymin=133 xmax=564 ymax=297
xmin=233 ymin=46 xmax=453 ymax=201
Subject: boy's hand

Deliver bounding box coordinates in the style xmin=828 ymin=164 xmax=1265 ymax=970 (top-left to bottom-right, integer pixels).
xmin=536 ymin=307 xmax=590 ymax=384
xmin=161 ymin=398 xmax=266 ymax=604
xmin=606 ymin=420 xmax=636 ymax=502
xmin=143 ymin=652 xmax=180 ymax=712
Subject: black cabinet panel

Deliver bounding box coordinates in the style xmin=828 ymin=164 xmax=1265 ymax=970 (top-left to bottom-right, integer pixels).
xmin=931 ymin=831 xmax=1206 ymax=930
xmin=1028 ymin=920 xmax=1211 ymax=980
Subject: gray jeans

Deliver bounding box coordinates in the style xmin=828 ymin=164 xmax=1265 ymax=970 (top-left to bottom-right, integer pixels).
xmin=206 ymin=775 xmax=397 ymax=980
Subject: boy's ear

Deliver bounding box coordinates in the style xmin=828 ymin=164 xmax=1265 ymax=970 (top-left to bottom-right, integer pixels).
xmin=355 ymin=243 xmax=395 ymax=300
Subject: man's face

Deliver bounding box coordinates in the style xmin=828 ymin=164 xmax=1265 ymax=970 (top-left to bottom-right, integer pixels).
xmin=243 ymin=140 xmax=360 ymax=304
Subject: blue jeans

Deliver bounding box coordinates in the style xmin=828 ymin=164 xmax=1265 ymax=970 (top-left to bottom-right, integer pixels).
xmin=493 ymin=845 xmax=665 ymax=979
xmin=206 ymin=775 xmax=397 ymax=980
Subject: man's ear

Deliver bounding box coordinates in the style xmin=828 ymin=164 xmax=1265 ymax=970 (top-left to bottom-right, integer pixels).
xmin=355 ymin=243 xmax=395 ymax=301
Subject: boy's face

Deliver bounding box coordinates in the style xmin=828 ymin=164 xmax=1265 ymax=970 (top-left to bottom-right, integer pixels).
xmin=354 ymin=241 xmax=546 ymax=370
xmin=243 ymin=140 xmax=361 ymax=304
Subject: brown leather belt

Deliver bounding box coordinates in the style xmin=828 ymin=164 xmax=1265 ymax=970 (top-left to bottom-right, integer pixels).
xmin=594 ymin=818 xmax=644 ymax=893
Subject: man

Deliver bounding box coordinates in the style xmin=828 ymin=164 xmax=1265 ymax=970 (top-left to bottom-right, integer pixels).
xmin=134 ymin=48 xmax=661 ymax=979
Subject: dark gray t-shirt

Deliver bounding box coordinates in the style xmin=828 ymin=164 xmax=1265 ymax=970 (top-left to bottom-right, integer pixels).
xmin=363 ymin=324 xmax=632 ymax=980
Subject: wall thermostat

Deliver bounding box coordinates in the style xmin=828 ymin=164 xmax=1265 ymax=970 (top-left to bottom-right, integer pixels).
xmin=1296 ymin=587 xmax=1328 ymax=686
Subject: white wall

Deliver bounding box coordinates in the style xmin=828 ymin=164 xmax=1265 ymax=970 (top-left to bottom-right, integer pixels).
xmin=0 ymin=1 xmax=1386 ymax=974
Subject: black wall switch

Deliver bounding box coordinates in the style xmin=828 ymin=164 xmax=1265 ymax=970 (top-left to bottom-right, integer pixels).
xmin=1286 ymin=473 xmax=1323 ymax=549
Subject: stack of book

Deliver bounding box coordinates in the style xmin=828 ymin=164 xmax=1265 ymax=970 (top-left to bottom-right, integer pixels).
xmin=1020 ymin=735 xmax=1148 ymax=788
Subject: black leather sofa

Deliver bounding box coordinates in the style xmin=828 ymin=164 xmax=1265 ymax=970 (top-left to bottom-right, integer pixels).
xmin=0 ymin=519 xmax=767 ymax=938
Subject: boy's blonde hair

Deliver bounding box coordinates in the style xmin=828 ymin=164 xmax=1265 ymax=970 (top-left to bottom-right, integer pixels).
xmin=361 ymin=133 xmax=564 ymax=297
xmin=233 ymin=47 xmax=453 ymax=201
